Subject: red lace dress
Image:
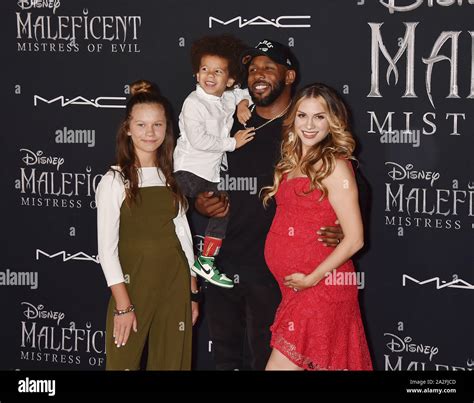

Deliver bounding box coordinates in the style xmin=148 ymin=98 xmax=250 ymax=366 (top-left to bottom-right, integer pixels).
xmin=264 ymin=175 xmax=373 ymax=370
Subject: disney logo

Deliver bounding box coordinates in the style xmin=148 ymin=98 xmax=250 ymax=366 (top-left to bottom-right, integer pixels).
xmin=379 ymin=0 xmax=473 ymax=14
xmin=384 ymin=332 xmax=439 ymax=361
xmin=17 ymin=0 xmax=61 ymax=14
xmin=385 ymin=162 xmax=440 ymax=187
xmin=21 ymin=301 xmax=65 ymax=325
xmin=20 ymin=148 xmax=64 ymax=171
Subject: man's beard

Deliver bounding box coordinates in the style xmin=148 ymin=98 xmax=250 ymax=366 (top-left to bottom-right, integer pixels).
xmin=250 ymin=78 xmax=286 ymax=107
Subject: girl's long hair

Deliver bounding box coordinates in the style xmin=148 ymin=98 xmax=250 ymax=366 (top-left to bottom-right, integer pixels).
xmin=262 ymin=83 xmax=356 ymax=206
xmin=114 ymin=80 xmax=187 ymax=210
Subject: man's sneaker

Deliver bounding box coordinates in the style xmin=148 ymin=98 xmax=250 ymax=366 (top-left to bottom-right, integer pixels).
xmin=192 ymin=255 xmax=234 ymax=288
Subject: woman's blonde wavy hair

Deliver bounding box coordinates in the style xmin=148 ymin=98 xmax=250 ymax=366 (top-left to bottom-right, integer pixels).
xmin=262 ymin=83 xmax=357 ymax=206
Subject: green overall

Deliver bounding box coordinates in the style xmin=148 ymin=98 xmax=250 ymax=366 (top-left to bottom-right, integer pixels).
xmin=105 ymin=186 xmax=192 ymax=370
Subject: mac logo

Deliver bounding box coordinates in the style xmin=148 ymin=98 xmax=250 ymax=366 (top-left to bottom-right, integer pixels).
xmin=35 ymin=249 xmax=99 ymax=264
xmin=402 ymin=274 xmax=474 ymax=290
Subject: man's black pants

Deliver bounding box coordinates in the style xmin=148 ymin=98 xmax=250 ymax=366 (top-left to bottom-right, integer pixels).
xmin=204 ymin=272 xmax=281 ymax=370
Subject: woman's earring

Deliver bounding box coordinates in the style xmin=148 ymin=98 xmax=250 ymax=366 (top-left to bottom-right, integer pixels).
xmin=288 ymin=131 xmax=295 ymax=142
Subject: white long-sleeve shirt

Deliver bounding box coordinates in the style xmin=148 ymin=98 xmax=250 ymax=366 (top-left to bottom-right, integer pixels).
xmin=173 ymin=84 xmax=251 ymax=183
xmin=96 ymin=166 xmax=196 ymax=287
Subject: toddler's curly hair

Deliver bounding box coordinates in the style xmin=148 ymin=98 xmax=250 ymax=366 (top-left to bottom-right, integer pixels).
xmin=191 ymin=35 xmax=247 ymax=85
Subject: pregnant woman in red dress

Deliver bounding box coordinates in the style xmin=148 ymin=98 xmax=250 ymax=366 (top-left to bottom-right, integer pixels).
xmin=262 ymin=83 xmax=372 ymax=371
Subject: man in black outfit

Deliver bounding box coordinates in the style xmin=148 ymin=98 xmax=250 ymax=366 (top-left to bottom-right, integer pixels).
xmin=194 ymin=39 xmax=344 ymax=370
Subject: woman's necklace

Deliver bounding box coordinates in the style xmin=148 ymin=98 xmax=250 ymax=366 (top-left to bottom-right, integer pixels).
xmin=243 ymin=103 xmax=291 ymax=132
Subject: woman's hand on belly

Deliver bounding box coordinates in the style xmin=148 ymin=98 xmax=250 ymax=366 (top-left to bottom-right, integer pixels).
xmin=283 ymin=272 xmax=320 ymax=292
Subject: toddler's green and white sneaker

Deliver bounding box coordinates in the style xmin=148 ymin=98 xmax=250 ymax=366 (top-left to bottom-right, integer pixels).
xmin=192 ymin=255 xmax=234 ymax=288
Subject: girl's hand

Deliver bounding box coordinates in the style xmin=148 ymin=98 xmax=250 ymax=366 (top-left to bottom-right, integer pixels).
xmin=237 ymin=100 xmax=251 ymax=125
xmin=284 ymin=273 xmax=318 ymax=291
xmin=191 ymin=302 xmax=199 ymax=326
xmin=113 ymin=311 xmax=137 ymax=348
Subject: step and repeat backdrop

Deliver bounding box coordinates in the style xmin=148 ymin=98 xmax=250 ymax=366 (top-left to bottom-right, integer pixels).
xmin=1 ymin=0 xmax=472 ymax=370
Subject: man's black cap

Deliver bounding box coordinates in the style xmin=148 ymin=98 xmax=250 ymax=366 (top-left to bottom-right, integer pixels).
xmin=241 ymin=39 xmax=296 ymax=70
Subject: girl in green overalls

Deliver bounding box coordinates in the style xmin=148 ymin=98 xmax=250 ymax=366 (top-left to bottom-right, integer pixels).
xmin=96 ymin=80 xmax=199 ymax=370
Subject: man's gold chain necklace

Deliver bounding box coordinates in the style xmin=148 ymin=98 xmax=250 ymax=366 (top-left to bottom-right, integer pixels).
xmin=243 ymin=103 xmax=291 ymax=132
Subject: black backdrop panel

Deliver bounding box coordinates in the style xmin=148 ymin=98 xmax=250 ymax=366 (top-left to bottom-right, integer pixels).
xmin=1 ymin=0 xmax=472 ymax=370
